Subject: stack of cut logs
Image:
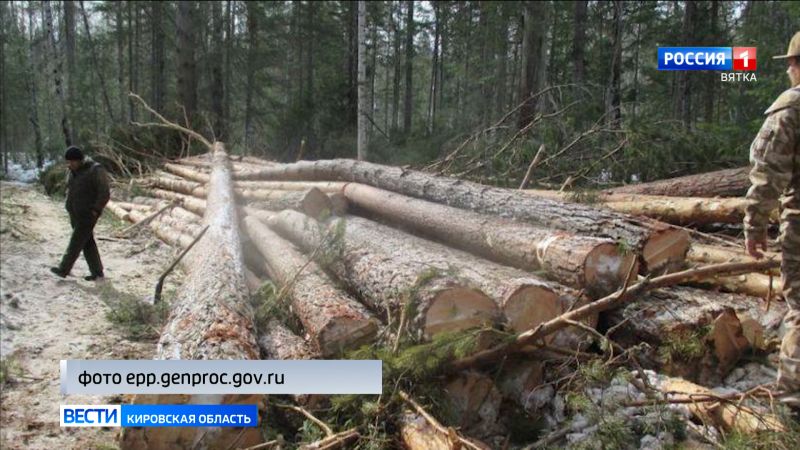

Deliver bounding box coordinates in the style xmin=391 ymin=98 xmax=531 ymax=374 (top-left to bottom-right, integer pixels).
xmin=110 ymin=153 xmax=785 ymax=449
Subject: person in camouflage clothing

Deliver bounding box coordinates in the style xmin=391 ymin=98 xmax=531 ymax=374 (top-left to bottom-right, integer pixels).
xmin=744 ymin=31 xmax=800 ymax=401
xmin=50 ymin=146 xmax=110 ymax=281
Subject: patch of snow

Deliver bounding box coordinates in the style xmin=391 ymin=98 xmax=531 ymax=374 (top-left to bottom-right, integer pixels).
xmin=1 ymin=159 xmax=56 ymax=183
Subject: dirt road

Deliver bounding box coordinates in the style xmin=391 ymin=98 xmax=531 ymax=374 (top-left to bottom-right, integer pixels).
xmin=0 ymin=182 xmax=182 ymax=449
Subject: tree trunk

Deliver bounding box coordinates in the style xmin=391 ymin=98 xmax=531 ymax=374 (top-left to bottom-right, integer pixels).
xmin=176 ymin=1 xmax=198 ymax=125
xmin=572 ymin=1 xmax=587 ymax=85
xmin=164 ymin=162 xmax=211 ymax=182
xmin=265 ymin=210 xmax=498 ymax=340
xmin=402 ymin=0 xmax=414 ymax=136
xmin=605 ymin=1 xmax=622 ymax=127
xmin=116 ymin=1 xmax=126 ymax=122
xmin=272 ymin=211 xmax=585 ymax=340
xmin=426 ymin=2 xmax=440 ymax=135
xmin=127 ymin=1 xmax=135 ymax=121
xmin=391 ymin=1 xmax=401 ymax=134
xmin=63 ymin=0 xmax=77 ymax=128
xmin=517 ymin=1 xmax=547 ymax=129
xmin=357 ymin=1 xmax=368 ymax=160
xmin=677 ymin=1 xmax=696 ymax=128
xmin=42 ymin=0 xmax=72 ymax=146
xmin=604 ymin=167 xmax=750 ymax=197
xmin=79 ymin=1 xmax=115 ymax=122
xmin=524 ymin=189 xmax=760 ymax=226
xmin=151 ymin=1 xmax=166 ymax=114
xmin=243 ymin=189 xmax=333 ymax=219
xmin=25 ymin=4 xmax=44 ymax=168
xmin=244 ymin=2 xmax=258 ymax=152
xmin=493 ymin=5 xmax=508 ymax=120
xmin=688 ymin=243 xmax=780 ymax=274
xmin=243 ymin=216 xmax=378 ymax=356
xmin=234 ymin=181 xmax=346 ymax=193
xmin=342 ymin=183 xmax=635 ymax=295
xmin=704 ymin=0 xmax=719 ymax=122
xmin=240 ymin=160 xmax=690 ymax=273
xmin=120 ymin=143 xmax=263 ymax=450
xmin=210 ymin=0 xmax=225 ymax=138
xmin=223 ymin=0 xmax=233 ymax=129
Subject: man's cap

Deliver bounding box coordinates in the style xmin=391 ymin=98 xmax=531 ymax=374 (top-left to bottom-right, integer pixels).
xmin=64 ymin=146 xmax=84 ymax=161
xmin=773 ymin=31 xmax=800 ymax=59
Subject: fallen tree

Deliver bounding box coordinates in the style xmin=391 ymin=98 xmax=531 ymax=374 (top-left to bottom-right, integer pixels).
xmin=243 ymin=215 xmax=379 ymax=356
xmin=604 ymin=166 xmax=751 ymax=198
xmin=448 ymin=259 xmax=781 ymax=373
xmin=238 ymin=159 xmax=690 ymax=273
xmin=263 ymin=209 xmax=500 ymax=340
xmin=267 ymin=210 xmax=587 ymax=341
xmin=119 ymin=135 xmax=263 ymax=448
xmin=341 ymin=183 xmax=636 ymax=295
xmin=523 ymin=189 xmax=762 ymax=225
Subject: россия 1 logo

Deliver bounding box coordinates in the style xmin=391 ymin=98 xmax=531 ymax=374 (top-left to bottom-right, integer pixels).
xmin=658 ymin=47 xmax=757 ymax=82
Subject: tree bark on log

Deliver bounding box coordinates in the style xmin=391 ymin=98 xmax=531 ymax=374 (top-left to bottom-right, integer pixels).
xmin=243 ymin=188 xmax=333 ymax=219
xmin=149 ymin=177 xmax=334 ymax=219
xmin=605 ymin=166 xmax=750 ymax=198
xmin=106 ymin=200 xmax=135 ymax=222
xmin=234 ymin=180 xmax=346 ymax=193
xmin=113 ymin=207 xmax=197 ymax=249
xmin=524 ymin=189 xmax=761 ymax=225
xmin=258 ymin=319 xmax=319 ymax=360
xmin=145 ymin=188 xmax=208 ymax=216
xmin=164 ymin=162 xmax=210 ymax=183
xmin=113 ymin=201 xmax=153 ymax=212
xmin=687 ymin=243 xmax=781 ymax=297
xmin=264 ymin=210 xmax=499 ymax=340
xmin=238 ymin=159 xmax=689 ymax=273
xmin=268 ymin=210 xmax=586 ymax=341
xmin=149 ymin=176 xmax=207 ymax=197
xmin=243 ymin=215 xmax=379 ymax=356
xmin=342 ymin=183 xmax=636 ymax=295
xmin=689 ymin=243 xmax=780 ymax=275
xmin=120 ymin=143 xmax=263 ymax=450
xmin=604 ymin=286 xmax=787 ymax=383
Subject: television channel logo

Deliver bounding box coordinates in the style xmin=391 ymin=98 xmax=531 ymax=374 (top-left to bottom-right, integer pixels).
xmin=658 ymin=47 xmax=756 ymax=71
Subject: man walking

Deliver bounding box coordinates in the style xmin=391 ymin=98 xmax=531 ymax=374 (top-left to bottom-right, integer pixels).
xmin=50 ymin=146 xmax=110 ymax=281
xmin=744 ymin=31 xmax=800 ymax=404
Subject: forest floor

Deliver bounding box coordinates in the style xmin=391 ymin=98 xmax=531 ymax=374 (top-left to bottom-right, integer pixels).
xmin=0 ymin=181 xmax=181 ymax=450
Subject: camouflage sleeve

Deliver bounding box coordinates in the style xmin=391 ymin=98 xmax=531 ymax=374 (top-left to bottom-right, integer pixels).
xmin=744 ymin=107 xmax=799 ymax=240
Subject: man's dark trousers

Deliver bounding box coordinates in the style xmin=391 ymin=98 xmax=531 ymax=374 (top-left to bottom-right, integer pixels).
xmin=59 ymin=213 xmax=103 ymax=276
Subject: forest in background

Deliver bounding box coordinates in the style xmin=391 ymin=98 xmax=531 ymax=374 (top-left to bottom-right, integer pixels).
xmin=0 ymin=1 xmax=798 ymax=188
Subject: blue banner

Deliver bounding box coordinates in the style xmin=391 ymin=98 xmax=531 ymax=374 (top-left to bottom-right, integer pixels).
xmin=658 ymin=47 xmax=732 ymax=71
xmin=120 ymin=404 xmax=258 ymax=427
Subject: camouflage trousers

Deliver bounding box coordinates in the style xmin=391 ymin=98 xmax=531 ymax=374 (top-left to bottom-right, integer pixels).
xmin=779 ymin=219 xmax=800 ymax=392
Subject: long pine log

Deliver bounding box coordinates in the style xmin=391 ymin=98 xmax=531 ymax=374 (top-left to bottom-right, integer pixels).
xmin=239 ymin=159 xmax=689 ymax=273
xmin=243 ymin=215 xmax=379 ymax=356
xmin=120 ymin=143 xmax=263 ymax=450
xmin=341 ymin=183 xmax=636 ymax=295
